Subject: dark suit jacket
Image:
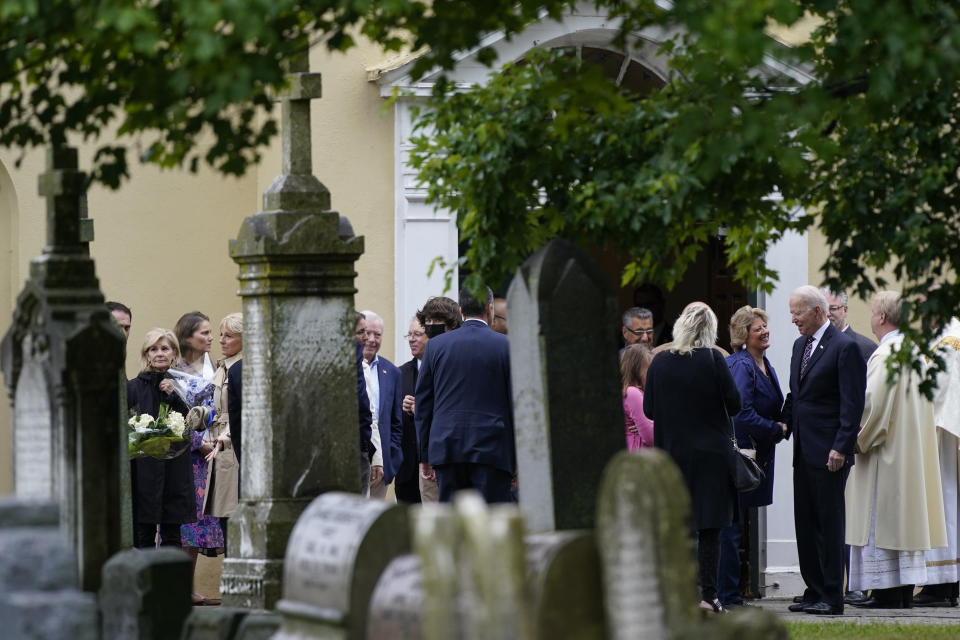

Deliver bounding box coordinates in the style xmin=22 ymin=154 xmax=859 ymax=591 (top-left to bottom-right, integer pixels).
xmin=227 ymin=359 xmax=242 ymax=465
xmin=782 ymin=324 xmax=866 ymax=468
xmin=397 ymin=358 xmax=421 ymax=486
xmin=357 ymin=342 xmax=374 ymax=461
xmin=371 ymin=355 xmax=404 ymax=484
xmin=415 ymin=319 xmax=515 ymax=472
xmin=844 ymin=325 xmax=877 ymax=362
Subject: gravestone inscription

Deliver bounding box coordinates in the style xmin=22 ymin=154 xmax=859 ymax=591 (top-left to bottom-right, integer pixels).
xmin=12 ymin=352 xmax=52 ymax=499
xmin=273 ymin=492 xmax=410 ymax=640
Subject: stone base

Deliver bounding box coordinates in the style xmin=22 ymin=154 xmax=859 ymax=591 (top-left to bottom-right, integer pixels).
xmin=0 ymin=590 xmax=97 ymax=640
xmin=220 ymin=498 xmax=311 ymax=610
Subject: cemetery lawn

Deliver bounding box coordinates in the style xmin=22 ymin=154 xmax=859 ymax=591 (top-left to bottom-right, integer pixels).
xmin=787 ymin=621 xmax=960 ymax=639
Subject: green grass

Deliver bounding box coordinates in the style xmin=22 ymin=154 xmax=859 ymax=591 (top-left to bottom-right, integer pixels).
xmin=788 ymin=621 xmax=960 ymax=639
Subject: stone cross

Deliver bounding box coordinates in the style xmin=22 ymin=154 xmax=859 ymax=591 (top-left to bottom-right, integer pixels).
xmin=1 ymin=147 xmax=125 ymax=593
xmin=221 ymin=53 xmax=365 ymax=609
xmin=508 ymin=238 xmax=624 ymax=532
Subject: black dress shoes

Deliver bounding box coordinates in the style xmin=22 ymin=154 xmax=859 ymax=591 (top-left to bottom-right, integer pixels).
xmin=913 ymin=592 xmax=959 ymax=607
xmin=844 ymin=590 xmax=869 ymax=605
xmin=792 ymin=596 xmax=806 ymax=604
xmin=803 ymin=601 xmax=844 ymax=615
xmin=788 ymin=601 xmax=813 ymax=612
xmin=852 ymin=585 xmax=914 ymax=609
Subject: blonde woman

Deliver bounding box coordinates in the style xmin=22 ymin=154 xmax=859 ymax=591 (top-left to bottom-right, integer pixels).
xmin=205 ymin=313 xmax=243 ymax=553
xmin=127 ymin=329 xmax=194 ymax=549
xmin=620 ymin=344 xmax=654 ymax=450
xmin=643 ymin=303 xmax=742 ymax=614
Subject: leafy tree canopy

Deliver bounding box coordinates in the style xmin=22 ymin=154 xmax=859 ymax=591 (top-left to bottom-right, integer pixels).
xmin=3 ymin=0 xmax=959 ymax=388
xmin=409 ymin=0 xmax=960 ymax=393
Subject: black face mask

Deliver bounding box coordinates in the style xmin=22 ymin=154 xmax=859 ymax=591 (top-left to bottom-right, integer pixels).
xmin=425 ymin=324 xmax=446 ymax=338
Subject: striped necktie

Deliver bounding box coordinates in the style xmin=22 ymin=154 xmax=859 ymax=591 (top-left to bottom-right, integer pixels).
xmin=800 ymin=336 xmax=815 ymax=376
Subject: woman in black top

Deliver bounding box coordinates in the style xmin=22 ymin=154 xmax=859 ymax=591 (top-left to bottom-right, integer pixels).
xmin=643 ymin=303 xmax=742 ymax=614
xmin=128 ymin=328 xmax=194 ymax=549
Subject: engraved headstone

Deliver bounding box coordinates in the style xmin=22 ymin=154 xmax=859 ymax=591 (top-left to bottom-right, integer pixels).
xmin=0 ymin=147 xmax=126 ymax=592
xmin=221 ymin=52 xmax=365 ymax=610
xmin=595 ymin=450 xmax=698 ymax=640
xmin=99 ymin=548 xmax=192 ymax=640
xmin=412 ymin=503 xmax=460 ymax=640
xmin=273 ymin=492 xmax=410 ymax=640
xmin=508 ymin=238 xmax=623 ymax=532
xmin=0 ymin=499 xmax=97 ymax=640
xmin=365 ymin=555 xmax=423 ymax=640
xmin=525 ymin=531 xmax=606 ymax=640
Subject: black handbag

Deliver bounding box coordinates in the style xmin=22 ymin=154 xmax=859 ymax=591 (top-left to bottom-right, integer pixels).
xmin=730 ymin=437 xmax=763 ymax=492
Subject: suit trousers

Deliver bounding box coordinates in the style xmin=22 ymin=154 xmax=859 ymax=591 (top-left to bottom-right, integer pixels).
xmin=435 ymin=463 xmax=514 ymax=504
xmin=794 ymin=461 xmax=847 ymax=607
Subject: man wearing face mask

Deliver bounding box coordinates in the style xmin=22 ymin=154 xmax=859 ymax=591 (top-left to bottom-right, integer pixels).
xmin=406 ymin=296 xmax=462 ymax=502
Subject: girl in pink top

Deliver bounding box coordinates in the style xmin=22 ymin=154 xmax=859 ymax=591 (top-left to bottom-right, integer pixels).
xmin=620 ymin=344 xmax=654 ymax=450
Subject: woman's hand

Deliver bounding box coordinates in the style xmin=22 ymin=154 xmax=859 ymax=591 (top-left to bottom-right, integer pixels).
xmin=199 ymin=439 xmax=214 ymax=456
xmin=158 ymin=379 xmax=175 ymax=395
xmin=205 ymin=439 xmax=223 ymax=462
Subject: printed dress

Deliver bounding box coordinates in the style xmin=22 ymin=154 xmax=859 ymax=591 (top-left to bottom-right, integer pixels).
xmin=171 ymin=355 xmax=224 ymax=553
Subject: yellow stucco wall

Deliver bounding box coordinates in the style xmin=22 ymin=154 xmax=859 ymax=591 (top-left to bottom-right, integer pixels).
xmin=0 ymin=147 xmax=258 ymax=493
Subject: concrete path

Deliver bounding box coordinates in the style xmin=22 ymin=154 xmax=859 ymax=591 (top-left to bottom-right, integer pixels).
xmin=750 ymin=597 xmax=960 ymax=626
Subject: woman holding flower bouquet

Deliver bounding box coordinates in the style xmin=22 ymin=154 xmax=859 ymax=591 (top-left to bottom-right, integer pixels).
xmin=128 ymin=328 xmax=195 ymax=549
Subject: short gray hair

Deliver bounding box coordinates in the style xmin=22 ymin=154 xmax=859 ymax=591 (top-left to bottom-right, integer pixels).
xmin=359 ymin=310 xmax=384 ymax=330
xmin=873 ymin=291 xmax=902 ymax=327
xmin=622 ymin=307 xmax=653 ymax=327
xmin=792 ymin=285 xmax=828 ymax=315
xmin=819 ymin=287 xmax=848 ymax=307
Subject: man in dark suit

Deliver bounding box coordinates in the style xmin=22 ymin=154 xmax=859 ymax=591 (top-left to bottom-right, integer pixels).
xmin=784 ymin=285 xmax=867 ymax=615
xmin=415 ymin=285 xmax=515 ymax=503
xmin=822 ymin=289 xmax=877 ymax=362
xmin=396 ymin=318 xmax=427 ymax=503
xmin=354 ymin=313 xmax=375 ymax=494
xmin=360 ymin=310 xmax=404 ymax=500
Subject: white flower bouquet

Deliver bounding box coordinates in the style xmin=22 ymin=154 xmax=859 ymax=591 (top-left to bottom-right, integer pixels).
xmin=127 ymin=403 xmax=190 ymax=459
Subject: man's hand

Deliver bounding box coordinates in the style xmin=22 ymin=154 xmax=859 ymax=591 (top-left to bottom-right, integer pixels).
xmin=370 ymin=465 xmax=384 ymax=488
xmin=827 ymin=449 xmax=845 ymax=472
xmin=420 ymin=462 xmax=435 ymax=482
xmin=402 ymin=394 xmax=415 ymax=414
xmin=777 ymin=422 xmax=788 ymax=437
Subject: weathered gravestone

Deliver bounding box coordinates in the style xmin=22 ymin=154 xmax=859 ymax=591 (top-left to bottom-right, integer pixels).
xmin=0 ymin=498 xmax=97 ymax=640
xmin=596 ymin=450 xmax=787 ymax=640
xmin=100 ymin=548 xmax=192 ymax=640
xmin=272 ymin=492 xmax=410 ymax=640
xmin=222 ymin=52 xmax=365 ymax=609
xmin=181 ymin=607 xmax=283 ymax=640
xmin=0 ymin=147 xmax=126 ymax=592
xmin=508 ymin=238 xmax=623 ymax=532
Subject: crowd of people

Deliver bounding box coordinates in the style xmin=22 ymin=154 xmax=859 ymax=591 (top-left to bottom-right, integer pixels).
xmin=622 ymin=285 xmax=960 ymax=616
xmin=108 ymin=278 xmax=960 ymax=617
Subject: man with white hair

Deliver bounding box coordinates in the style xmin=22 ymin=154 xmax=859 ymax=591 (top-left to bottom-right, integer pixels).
xmin=360 ymin=310 xmax=404 ymax=500
xmin=784 ymin=285 xmax=866 ymax=615
xmin=845 ymin=292 xmax=946 ymax=608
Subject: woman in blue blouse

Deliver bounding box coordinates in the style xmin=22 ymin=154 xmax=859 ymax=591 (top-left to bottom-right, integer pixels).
xmin=718 ymin=306 xmax=787 ymax=607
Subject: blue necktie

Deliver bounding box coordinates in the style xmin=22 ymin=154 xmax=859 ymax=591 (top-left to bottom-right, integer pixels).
xmin=800 ymin=336 xmax=814 ymax=376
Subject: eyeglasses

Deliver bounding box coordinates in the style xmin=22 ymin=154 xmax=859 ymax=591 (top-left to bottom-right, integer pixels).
xmin=828 ymin=305 xmax=845 ymax=313
xmin=404 ymin=331 xmax=425 ymax=339
xmin=625 ymin=327 xmax=655 ymax=336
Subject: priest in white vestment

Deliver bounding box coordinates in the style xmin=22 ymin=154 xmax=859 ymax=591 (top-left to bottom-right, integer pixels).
xmin=916 ymin=317 xmax=960 ymax=606
xmin=846 ymin=291 xmax=947 ymax=609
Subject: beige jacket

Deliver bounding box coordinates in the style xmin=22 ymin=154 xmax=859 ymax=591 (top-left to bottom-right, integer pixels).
xmin=845 ymin=335 xmax=947 ymax=551
xmin=203 ymin=354 xmax=241 ymax=518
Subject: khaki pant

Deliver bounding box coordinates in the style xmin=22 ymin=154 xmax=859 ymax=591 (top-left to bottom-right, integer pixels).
xmin=419 ymin=474 xmax=439 ymax=503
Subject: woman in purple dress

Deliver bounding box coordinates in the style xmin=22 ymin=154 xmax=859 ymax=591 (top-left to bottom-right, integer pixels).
xmin=170 ymin=311 xmax=223 ymax=606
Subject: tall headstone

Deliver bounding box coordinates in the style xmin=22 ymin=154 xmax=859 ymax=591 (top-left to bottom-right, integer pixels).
xmin=0 ymin=499 xmax=98 ymax=640
xmin=221 ymin=52 xmax=364 ymax=609
xmin=0 ymin=147 xmax=126 ymax=592
xmin=272 ymin=492 xmax=410 ymax=640
xmin=508 ymin=238 xmax=623 ymax=532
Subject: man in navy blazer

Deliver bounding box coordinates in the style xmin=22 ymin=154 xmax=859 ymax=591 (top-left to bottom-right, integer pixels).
xmin=360 ymin=310 xmax=404 ymax=499
xmin=783 ymin=285 xmax=867 ymax=615
xmin=822 ymin=288 xmax=878 ymax=363
xmin=415 ymin=286 xmax=515 ymax=503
